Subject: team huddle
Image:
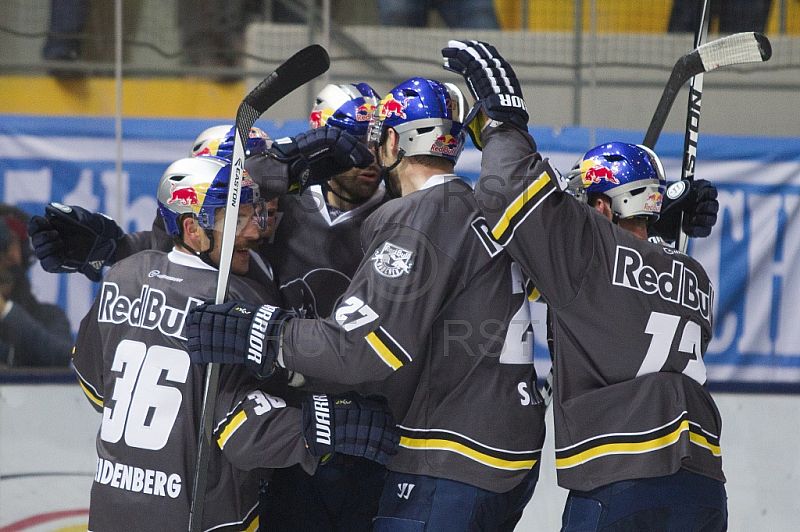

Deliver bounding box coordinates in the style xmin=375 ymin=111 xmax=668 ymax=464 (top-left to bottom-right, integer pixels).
xmin=28 ymin=41 xmax=726 ymax=531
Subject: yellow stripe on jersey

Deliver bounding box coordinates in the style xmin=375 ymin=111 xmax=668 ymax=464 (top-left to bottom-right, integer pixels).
xmin=244 ymin=515 xmax=259 ymax=532
xmin=365 ymin=331 xmax=404 ymax=370
xmin=491 ymin=174 xmax=550 ymax=241
xmin=78 ymin=377 xmax=103 ymax=408
xmin=400 ymin=436 xmax=538 ymax=471
xmin=556 ymin=419 xmax=690 ymax=469
xmin=217 ymin=410 xmax=247 ymax=450
xmin=689 ymin=429 xmax=723 ymax=456
xmin=528 ymin=286 xmax=540 ymax=302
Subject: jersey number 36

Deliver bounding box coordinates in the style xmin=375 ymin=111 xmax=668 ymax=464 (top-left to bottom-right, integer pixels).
xmin=101 ymin=340 xmax=190 ymax=451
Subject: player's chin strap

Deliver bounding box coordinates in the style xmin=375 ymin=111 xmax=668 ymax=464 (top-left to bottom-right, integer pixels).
xmin=323 ymin=182 xmax=367 ymax=206
xmin=179 ymin=230 xmax=218 ymax=270
xmin=375 ymin=146 xmax=404 ymax=199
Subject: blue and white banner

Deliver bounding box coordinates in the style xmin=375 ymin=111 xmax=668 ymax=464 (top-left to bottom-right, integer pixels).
xmin=1 ymin=116 xmax=799 ymax=391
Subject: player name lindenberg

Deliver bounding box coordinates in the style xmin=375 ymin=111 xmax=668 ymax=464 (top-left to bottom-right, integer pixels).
xmin=613 ymin=245 xmax=713 ymax=324
xmin=98 ymin=283 xmax=202 ymax=340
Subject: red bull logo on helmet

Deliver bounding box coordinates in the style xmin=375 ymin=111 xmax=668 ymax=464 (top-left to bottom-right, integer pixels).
xmin=379 ymin=94 xmax=407 ymax=120
xmin=167 ymin=183 xmax=200 ymax=206
xmin=644 ymin=192 xmax=663 ymax=212
xmin=309 ymin=108 xmax=334 ymax=129
xmin=194 ymin=138 xmax=223 ymax=157
xmin=355 ymin=103 xmax=376 ymax=122
xmin=430 ymin=135 xmax=459 ymax=157
xmin=581 ymin=158 xmax=620 ymax=186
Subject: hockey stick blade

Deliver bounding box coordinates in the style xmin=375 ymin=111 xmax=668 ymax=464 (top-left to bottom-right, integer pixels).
xmin=643 ymin=32 xmax=771 ymax=149
xmin=189 ymin=44 xmax=330 ymax=532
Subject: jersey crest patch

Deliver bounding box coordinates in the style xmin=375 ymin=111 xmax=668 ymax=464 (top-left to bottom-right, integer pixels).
xmin=370 ymin=242 xmax=414 ymax=278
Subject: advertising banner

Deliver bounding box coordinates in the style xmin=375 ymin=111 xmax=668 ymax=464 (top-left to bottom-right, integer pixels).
xmin=1 ymin=116 xmax=798 ymax=391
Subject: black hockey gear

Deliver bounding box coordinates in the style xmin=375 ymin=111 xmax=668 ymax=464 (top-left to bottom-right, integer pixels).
xmin=442 ymin=40 xmax=528 ymax=148
xmin=187 ymin=300 xmax=295 ymax=379
xmin=651 ymin=179 xmax=719 ymax=241
xmin=27 ymin=203 xmax=123 ymax=282
xmin=301 ymin=392 xmax=400 ymax=466
xmin=269 ymin=127 xmax=374 ymax=194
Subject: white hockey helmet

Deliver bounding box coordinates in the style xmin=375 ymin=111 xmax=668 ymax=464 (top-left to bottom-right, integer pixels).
xmin=157 ymin=155 xmax=265 ymax=237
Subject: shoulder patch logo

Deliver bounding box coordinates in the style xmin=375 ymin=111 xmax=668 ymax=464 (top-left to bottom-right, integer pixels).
xmin=370 ymin=242 xmax=414 ymax=278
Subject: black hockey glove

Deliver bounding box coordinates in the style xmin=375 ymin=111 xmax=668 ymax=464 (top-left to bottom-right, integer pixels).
xmin=27 ymin=203 xmax=124 ymax=282
xmin=651 ymin=179 xmax=719 ymax=241
xmin=302 ymin=392 xmax=400 ymax=466
xmin=268 ymin=127 xmax=374 ymax=194
xmin=186 ymin=300 xmax=295 ymax=379
xmin=442 ymin=39 xmax=529 ymax=149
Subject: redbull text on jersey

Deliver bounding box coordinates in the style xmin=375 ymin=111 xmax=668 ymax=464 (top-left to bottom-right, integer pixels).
xmin=97 ymin=282 xmax=202 ymax=340
xmin=612 ymin=245 xmax=714 ymax=324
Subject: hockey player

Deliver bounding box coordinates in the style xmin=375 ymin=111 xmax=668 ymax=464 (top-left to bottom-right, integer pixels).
xmin=186 ymin=77 xmax=547 ymax=531
xmin=71 ymin=155 xmax=398 ymax=531
xmin=27 ymin=123 xmax=372 ymax=283
xmin=443 ymin=40 xmax=727 ymax=530
xmin=258 ymin=82 xmax=386 ymax=319
xmin=255 ymin=82 xmax=391 ymax=532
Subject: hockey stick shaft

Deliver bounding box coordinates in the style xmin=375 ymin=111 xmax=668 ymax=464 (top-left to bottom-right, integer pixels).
xmin=676 ymin=0 xmax=710 ymax=253
xmin=642 ymin=31 xmax=772 ymax=150
xmin=189 ymin=44 xmax=330 ymax=532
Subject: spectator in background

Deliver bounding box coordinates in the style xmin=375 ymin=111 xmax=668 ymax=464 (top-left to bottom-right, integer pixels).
xmin=42 ymin=0 xmax=89 ymax=61
xmin=668 ymin=0 xmax=771 ymax=34
xmin=0 ymin=206 xmax=73 ymax=368
xmin=177 ymin=0 xmax=246 ymax=70
xmin=376 ymin=0 xmax=499 ymax=29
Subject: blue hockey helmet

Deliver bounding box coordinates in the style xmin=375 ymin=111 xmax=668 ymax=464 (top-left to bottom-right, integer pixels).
xmin=157 ymin=155 xmax=265 ymax=237
xmin=309 ymin=83 xmax=381 ymax=139
xmin=568 ymin=142 xmax=666 ymax=220
xmin=367 ymin=77 xmax=466 ymax=163
xmin=191 ymin=125 xmax=271 ymax=159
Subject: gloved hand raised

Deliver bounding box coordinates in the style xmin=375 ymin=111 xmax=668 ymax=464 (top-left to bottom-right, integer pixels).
xmin=27 ymin=203 xmax=124 ymax=282
xmin=442 ymin=40 xmax=528 ymax=148
xmin=652 ymin=179 xmax=719 ymax=241
xmin=268 ymin=126 xmax=374 ymax=194
xmin=302 ymin=392 xmax=400 ymax=466
xmin=186 ymin=300 xmax=295 ymax=379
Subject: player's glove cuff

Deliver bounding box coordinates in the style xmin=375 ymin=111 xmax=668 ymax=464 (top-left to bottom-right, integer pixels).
xmin=651 ymin=179 xmax=719 ymax=241
xmin=442 ymin=40 xmax=529 ymax=149
xmin=27 ymin=203 xmax=124 ymax=282
xmin=301 ymin=392 xmax=400 ymax=466
xmin=187 ymin=300 xmax=295 ymax=379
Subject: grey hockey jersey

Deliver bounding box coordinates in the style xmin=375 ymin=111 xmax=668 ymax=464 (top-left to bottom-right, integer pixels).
xmin=259 ymin=184 xmax=388 ymax=319
xmin=73 ymin=250 xmax=316 ymax=531
xmin=474 ymin=125 xmax=724 ymax=492
xmin=282 ymin=175 xmax=546 ymax=493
